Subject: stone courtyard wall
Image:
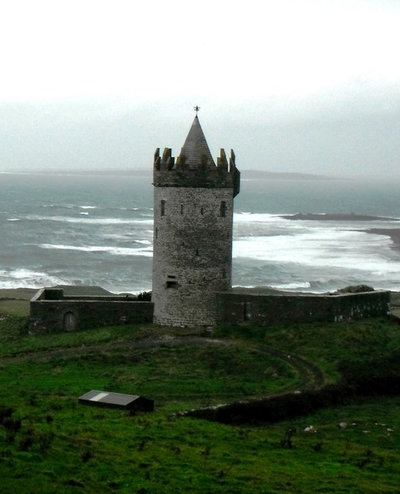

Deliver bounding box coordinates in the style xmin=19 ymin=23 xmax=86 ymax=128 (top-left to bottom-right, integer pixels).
xmin=30 ymin=288 xmax=391 ymax=332
xmin=30 ymin=288 xmax=154 ymax=332
xmin=216 ymin=290 xmax=391 ymax=325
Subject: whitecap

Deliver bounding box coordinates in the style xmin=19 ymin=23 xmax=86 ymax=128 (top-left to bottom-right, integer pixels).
xmin=270 ymin=281 xmax=312 ymax=291
xmin=25 ymin=214 xmax=153 ymax=226
xmin=39 ymin=243 xmax=153 ymax=257
xmin=0 ymin=268 xmax=69 ymax=289
xmin=233 ymin=229 xmax=398 ymax=275
xmin=8 ymin=268 xmax=47 ymax=279
xmin=234 ymin=212 xmax=287 ymax=223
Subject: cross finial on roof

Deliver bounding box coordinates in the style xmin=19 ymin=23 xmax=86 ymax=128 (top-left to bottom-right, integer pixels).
xmin=193 ymin=105 xmax=200 ymax=115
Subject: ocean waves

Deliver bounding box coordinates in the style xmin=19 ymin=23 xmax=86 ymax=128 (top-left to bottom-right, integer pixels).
xmin=2 ymin=173 xmax=400 ymax=293
xmin=38 ymin=243 xmax=153 ymax=257
xmin=24 ymin=214 xmax=153 ymax=226
xmin=0 ymin=268 xmax=69 ymax=289
xmin=233 ymin=230 xmax=393 ymax=271
xmin=232 ymin=212 xmax=400 ymax=292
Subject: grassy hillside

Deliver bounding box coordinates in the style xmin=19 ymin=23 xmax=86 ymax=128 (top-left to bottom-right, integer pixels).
xmin=0 ymin=310 xmax=399 ymax=493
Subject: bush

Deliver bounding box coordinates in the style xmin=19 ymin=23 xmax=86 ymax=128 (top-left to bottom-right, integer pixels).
xmin=339 ymin=350 xmax=400 ymax=395
xmin=137 ymin=291 xmax=152 ymax=301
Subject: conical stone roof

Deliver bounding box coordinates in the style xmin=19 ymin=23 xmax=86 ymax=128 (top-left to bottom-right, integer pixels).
xmin=179 ymin=116 xmax=215 ymax=168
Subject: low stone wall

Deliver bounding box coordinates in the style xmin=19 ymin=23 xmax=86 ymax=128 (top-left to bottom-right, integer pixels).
xmin=216 ymin=290 xmax=391 ymax=325
xmin=182 ymin=377 xmax=400 ymax=425
xmin=182 ymin=351 xmax=400 ymax=425
xmin=30 ymin=288 xmax=154 ymax=332
xmin=182 ymin=386 xmax=350 ymax=425
xmin=30 ymin=287 xmax=391 ymax=332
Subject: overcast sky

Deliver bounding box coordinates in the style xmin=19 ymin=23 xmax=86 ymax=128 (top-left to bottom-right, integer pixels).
xmin=1 ymin=0 xmax=399 ymax=176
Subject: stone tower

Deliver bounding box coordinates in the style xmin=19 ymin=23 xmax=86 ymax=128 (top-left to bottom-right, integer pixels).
xmin=152 ymin=115 xmax=240 ymax=327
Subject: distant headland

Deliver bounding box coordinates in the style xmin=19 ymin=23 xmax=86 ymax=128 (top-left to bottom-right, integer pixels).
xmin=1 ymin=168 xmax=339 ymax=181
xmin=281 ymin=213 xmax=399 ymax=221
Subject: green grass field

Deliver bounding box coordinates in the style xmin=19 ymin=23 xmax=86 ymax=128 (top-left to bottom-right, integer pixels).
xmin=0 ymin=304 xmax=399 ymax=492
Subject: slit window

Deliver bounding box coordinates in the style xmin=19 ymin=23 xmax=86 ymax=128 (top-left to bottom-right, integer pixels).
xmin=161 ymin=200 xmax=166 ymax=216
xmin=180 ymin=204 xmax=184 ymax=215
xmin=243 ymin=302 xmax=250 ymax=321
xmin=220 ymin=201 xmax=226 ymax=217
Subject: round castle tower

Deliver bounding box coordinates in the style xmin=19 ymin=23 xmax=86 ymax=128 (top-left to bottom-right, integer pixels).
xmin=152 ymin=115 xmax=240 ymax=327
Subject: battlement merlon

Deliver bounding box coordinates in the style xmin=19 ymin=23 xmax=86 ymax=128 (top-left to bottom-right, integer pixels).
xmin=217 ymin=148 xmax=228 ymax=171
xmin=153 ymin=147 xmax=240 ymax=195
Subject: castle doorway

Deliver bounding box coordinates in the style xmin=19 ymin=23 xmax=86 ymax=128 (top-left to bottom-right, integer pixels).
xmin=63 ymin=311 xmax=78 ymax=331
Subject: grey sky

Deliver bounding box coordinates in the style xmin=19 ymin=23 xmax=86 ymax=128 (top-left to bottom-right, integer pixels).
xmin=0 ymin=0 xmax=399 ymax=176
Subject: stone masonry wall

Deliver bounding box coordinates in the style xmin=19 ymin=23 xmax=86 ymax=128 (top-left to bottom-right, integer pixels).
xmin=29 ymin=288 xmax=391 ymax=332
xmin=217 ymin=291 xmax=391 ymax=325
xmin=152 ymin=186 xmax=234 ymax=327
xmin=30 ymin=290 xmax=153 ymax=332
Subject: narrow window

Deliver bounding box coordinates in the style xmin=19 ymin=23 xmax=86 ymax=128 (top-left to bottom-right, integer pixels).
xmin=220 ymin=201 xmax=226 ymax=217
xmin=195 ymin=248 xmax=200 ymax=256
xmin=155 ymin=227 xmax=158 ymax=239
xmin=200 ymin=207 xmax=204 ymax=215
xmin=243 ymin=302 xmax=249 ymax=322
xmin=161 ymin=200 xmax=166 ymax=216
xmin=180 ymin=204 xmax=184 ymax=215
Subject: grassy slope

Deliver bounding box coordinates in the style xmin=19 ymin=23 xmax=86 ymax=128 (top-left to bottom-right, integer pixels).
xmin=0 ymin=288 xmax=34 ymax=318
xmin=0 ymin=312 xmax=399 ymax=493
xmin=215 ymin=318 xmax=400 ymax=382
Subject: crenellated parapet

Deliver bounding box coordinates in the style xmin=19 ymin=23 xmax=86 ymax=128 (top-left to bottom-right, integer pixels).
xmin=154 ymin=147 xmax=175 ymax=171
xmin=153 ymin=147 xmax=240 ymax=196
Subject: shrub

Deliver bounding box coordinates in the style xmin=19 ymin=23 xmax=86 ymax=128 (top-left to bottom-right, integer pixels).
xmin=137 ymin=291 xmax=152 ymax=301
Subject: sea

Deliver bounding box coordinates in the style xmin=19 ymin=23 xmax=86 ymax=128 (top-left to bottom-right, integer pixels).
xmin=1 ymin=171 xmax=400 ymax=294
